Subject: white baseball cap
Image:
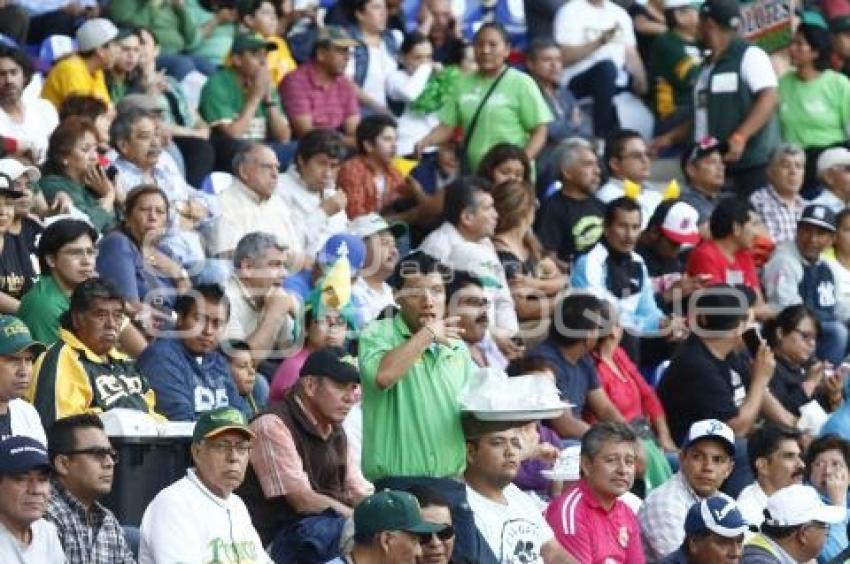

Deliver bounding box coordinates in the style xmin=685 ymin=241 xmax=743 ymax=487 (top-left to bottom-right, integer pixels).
xmin=817 ymin=147 xmax=850 ymax=176
xmin=765 ymin=484 xmax=847 ymax=527
xmin=682 ymin=419 xmax=736 ymax=455
xmin=76 ymin=18 xmax=118 ymax=52
xmin=0 ymin=158 xmax=40 ymax=183
xmin=658 ymin=201 xmax=700 ymax=245
xmin=666 ymin=0 xmax=703 ymax=8
xmin=347 ymin=213 xmax=407 ymax=240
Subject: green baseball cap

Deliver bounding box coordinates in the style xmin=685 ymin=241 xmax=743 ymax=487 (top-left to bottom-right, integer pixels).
xmin=231 ymin=33 xmax=278 ymax=54
xmin=192 ymin=406 xmax=255 ymax=443
xmin=0 ymin=315 xmax=44 ymax=357
xmin=354 ymin=490 xmax=445 ymax=537
xmin=830 ymin=15 xmax=850 ymax=33
xmin=315 ymin=25 xmax=358 ymax=49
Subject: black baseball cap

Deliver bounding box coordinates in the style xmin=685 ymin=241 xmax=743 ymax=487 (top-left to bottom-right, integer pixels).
xmin=300 ymin=347 xmax=360 ymax=383
xmin=799 ymin=204 xmax=837 ymax=232
xmin=700 ymin=0 xmax=742 ymax=28
xmin=830 ymin=15 xmax=850 ymax=33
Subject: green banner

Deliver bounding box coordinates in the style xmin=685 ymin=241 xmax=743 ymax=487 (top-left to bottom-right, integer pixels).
xmin=739 ymin=0 xmax=793 ymax=52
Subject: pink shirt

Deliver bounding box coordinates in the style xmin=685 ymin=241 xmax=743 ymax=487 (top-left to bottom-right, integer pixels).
xmin=269 ymin=348 xmax=310 ymax=402
xmin=545 ymin=480 xmax=645 ymax=564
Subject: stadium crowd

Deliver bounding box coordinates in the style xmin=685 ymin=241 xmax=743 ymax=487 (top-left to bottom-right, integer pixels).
xmin=2 ymin=0 xmax=850 ymax=562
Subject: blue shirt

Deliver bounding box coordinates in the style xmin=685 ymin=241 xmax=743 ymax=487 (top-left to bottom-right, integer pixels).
xmin=136 ymin=337 xmax=246 ymax=421
xmin=821 ymin=403 xmax=850 ymax=440
xmin=527 ymin=339 xmax=600 ymax=417
xmin=96 ymin=231 xmax=176 ymax=308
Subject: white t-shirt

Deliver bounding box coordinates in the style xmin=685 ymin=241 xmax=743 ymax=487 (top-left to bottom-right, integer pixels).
xmin=554 ymin=0 xmax=636 ymax=84
xmin=0 ymin=97 xmax=59 ymax=164
xmin=466 ymin=483 xmax=554 ymax=564
xmin=0 ymin=519 xmax=65 ymax=564
xmin=7 ymin=399 xmax=47 ymax=445
xmin=352 ymin=277 xmax=395 ymax=324
xmin=360 ymin=43 xmax=396 ymax=109
xmin=736 ymin=481 xmax=768 ymax=532
xmin=693 ymin=46 xmax=778 ymax=140
xmin=139 ymin=469 xmax=272 ymax=564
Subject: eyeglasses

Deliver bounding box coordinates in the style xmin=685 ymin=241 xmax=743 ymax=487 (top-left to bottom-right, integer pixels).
xmin=621 ymin=151 xmax=651 ymax=161
xmin=204 ymin=440 xmax=253 ymax=455
xmin=60 ymin=248 xmax=98 ymax=259
xmin=316 ymin=316 xmax=347 ymax=328
xmin=792 ymin=328 xmax=817 ymax=342
xmin=418 ymin=525 xmax=455 ymax=545
xmin=62 ymin=447 xmax=119 ymax=464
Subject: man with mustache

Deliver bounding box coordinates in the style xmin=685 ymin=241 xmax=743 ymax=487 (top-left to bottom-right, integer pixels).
xmin=0 ymin=435 xmax=65 ymax=562
xmin=28 ymin=278 xmax=159 ymax=427
xmin=44 ymin=414 xmax=134 ymax=563
xmin=736 ymin=424 xmax=805 ymax=531
xmin=136 ymin=283 xmax=248 ymax=421
xmin=0 ymin=314 xmax=46 ymax=443
xmin=639 ymin=419 xmax=736 ymax=561
xmin=446 ymin=269 xmax=507 ymax=371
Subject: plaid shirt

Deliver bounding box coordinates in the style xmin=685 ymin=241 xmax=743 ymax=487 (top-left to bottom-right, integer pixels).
xmin=45 ymin=480 xmax=135 ymax=564
xmin=749 ymin=185 xmax=804 ymax=244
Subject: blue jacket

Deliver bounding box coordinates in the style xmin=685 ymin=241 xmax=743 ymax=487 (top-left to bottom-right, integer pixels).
xmin=137 ymin=338 xmax=246 ymax=421
xmin=345 ymin=24 xmax=399 ymax=90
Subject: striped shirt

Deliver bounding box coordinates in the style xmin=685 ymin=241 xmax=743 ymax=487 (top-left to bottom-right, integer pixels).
xmin=545 ymin=479 xmax=645 ymax=563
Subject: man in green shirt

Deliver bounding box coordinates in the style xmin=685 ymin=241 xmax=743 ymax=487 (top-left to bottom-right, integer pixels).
xmin=357 ymin=251 xmax=494 ymax=562
xmin=18 ymin=219 xmax=98 ymax=346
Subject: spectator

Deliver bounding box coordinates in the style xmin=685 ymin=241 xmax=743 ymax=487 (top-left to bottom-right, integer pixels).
xmin=357 ymin=251 xmax=486 ymax=562
xmin=779 ymin=23 xmax=850 ymax=195
xmin=19 ymin=0 xmax=93 ymax=44
xmin=749 ymin=145 xmax=806 ymax=244
xmin=657 ymin=284 xmax=774 ymax=494
xmin=223 ymin=232 xmax=298 ymax=363
xmin=41 ymin=19 xmax=120 ymax=109
xmin=416 ymin=22 xmax=551 ymax=173
xmin=419 ymin=176 xmax=518 ymax=340
xmin=477 ymin=143 xmax=532 ymax=186
xmin=349 ymin=213 xmax=404 ymax=324
xmin=208 ymin=143 xmax=301 ymax=261
xmin=18 ymin=219 xmax=97 ymax=346
xmin=649 ymin=0 xmax=701 ymax=134
xmin=386 ymin=32 xmax=442 ymax=157
xmin=238 ymin=0 xmax=297 ymax=85
xmin=591 ymin=302 xmax=678 ymax=452
xmin=831 ymin=15 xmax=850 ymax=76
xmin=279 ymin=26 xmax=360 ymax=145
xmin=268 ymin=306 xmax=348 ymax=401
xmin=800 ymin=435 xmax=850 ymax=560
xmin=462 ymin=418 xmax=574 ymax=563
xmin=0 ymin=435 xmax=64 ymax=563
xmin=404 ymin=486 xmax=455 ymax=564
xmin=344 ymin=490 xmax=446 ymax=564
xmin=199 ymin=33 xmax=291 ymax=171
xmin=535 ymin=137 xmax=605 ymax=264
xmin=736 ymin=424 xmax=804 ymax=529
xmin=220 ymin=339 xmax=267 ymax=418
xmin=0 ymin=314 xmax=46 ymax=443
xmin=0 ymin=158 xmax=46 ymax=251
xmin=811 ymin=147 xmax=850 ymax=213
xmin=39 ymin=117 xmax=117 ymax=233
xmin=659 ymin=496 xmax=748 ymax=564
xmin=572 ymin=197 xmax=683 ymax=337
xmin=282 ymin=232 xmax=366 ymax=305
xmin=44 ymin=414 xmax=134 ymax=563
xmin=105 ymin=29 xmax=144 ymax=102
xmin=525 ymin=39 xmax=592 ymax=192
xmin=111 ymin=106 xmax=216 ymax=269
xmin=762 ymin=305 xmax=845 ymax=418
xmin=338 ymin=114 xmax=426 ymax=223
xmin=417 ymin=0 xmax=465 ymax=64
xmin=657 ymin=0 xmax=779 ymax=196
xmin=639 ymin=419 xmax=736 ymax=560
xmin=137 ymin=283 xmax=247 ymax=421
xmin=763 ymin=205 xmax=846 ymax=365
xmin=108 ymin=0 xmax=214 ymax=79
xmin=596 ymin=130 xmax=662 ymax=227
xmin=741 ymin=484 xmax=845 ymax=563
xmin=0 ymin=46 xmax=59 ymax=164
xmin=0 ymin=176 xmax=35 ymax=309
xmin=526 ymin=293 xmax=625 ymax=439
xmin=825 ymin=208 xmax=850 ymax=324
xmin=492 ymin=179 xmax=565 ymax=322
xmin=679 ymin=137 xmax=727 ymax=234
xmin=345 ymin=0 xmax=399 ymax=113
xmin=685 ymin=198 xmax=762 ymax=293
xmin=553 ymin=0 xmax=643 ymax=138
xmin=58 ymin=95 xmax=114 ymax=159
xmin=545 ymin=422 xmax=644 ymax=562
xmin=240 ymin=348 xmax=371 ymax=559
xmin=96 ymin=185 xmax=188 ymax=333
xmin=28 ymin=278 xmax=159 ymax=427
xmin=446 ymin=270 xmax=507 ymax=371
xmin=138 ymin=406 xmax=272 ymax=562
xmin=277 ymin=129 xmax=348 ymax=258
xmin=186 ymin=0 xmax=238 ymax=68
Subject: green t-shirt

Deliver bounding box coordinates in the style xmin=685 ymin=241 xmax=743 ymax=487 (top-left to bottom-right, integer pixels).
xmin=778 ymin=69 xmax=850 ymax=148
xmin=648 ymin=32 xmax=700 ymax=119
xmin=185 ymin=0 xmax=235 ymax=64
xmin=199 ymin=68 xmax=282 ymax=141
xmin=18 ymin=275 xmax=69 ymax=346
xmin=438 ymin=67 xmax=552 ymax=172
xmin=38 ymin=174 xmax=116 ymax=233
xmin=358 ymin=313 xmax=473 ymax=481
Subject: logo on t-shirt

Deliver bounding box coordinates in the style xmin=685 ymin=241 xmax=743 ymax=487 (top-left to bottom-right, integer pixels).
xmin=500 ymin=518 xmax=544 ymax=563
xmin=818 ymin=281 xmax=837 ymax=308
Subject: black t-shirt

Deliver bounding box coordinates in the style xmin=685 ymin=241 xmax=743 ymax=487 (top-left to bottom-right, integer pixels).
xmin=0 ymin=409 xmax=11 ymax=440
xmin=19 ymin=217 xmax=43 ymax=255
xmin=0 ymin=233 xmax=36 ymax=300
xmin=770 ymin=358 xmax=817 ymax=417
xmin=535 ymin=192 xmax=605 ymax=264
xmin=496 ymin=249 xmax=535 ymax=280
xmin=657 ymin=335 xmax=749 ymax=444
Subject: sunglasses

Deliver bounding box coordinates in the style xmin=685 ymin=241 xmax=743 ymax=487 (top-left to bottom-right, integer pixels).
xmin=418 ymin=526 xmax=455 ymax=545
xmin=61 ymin=447 xmax=119 ymax=464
